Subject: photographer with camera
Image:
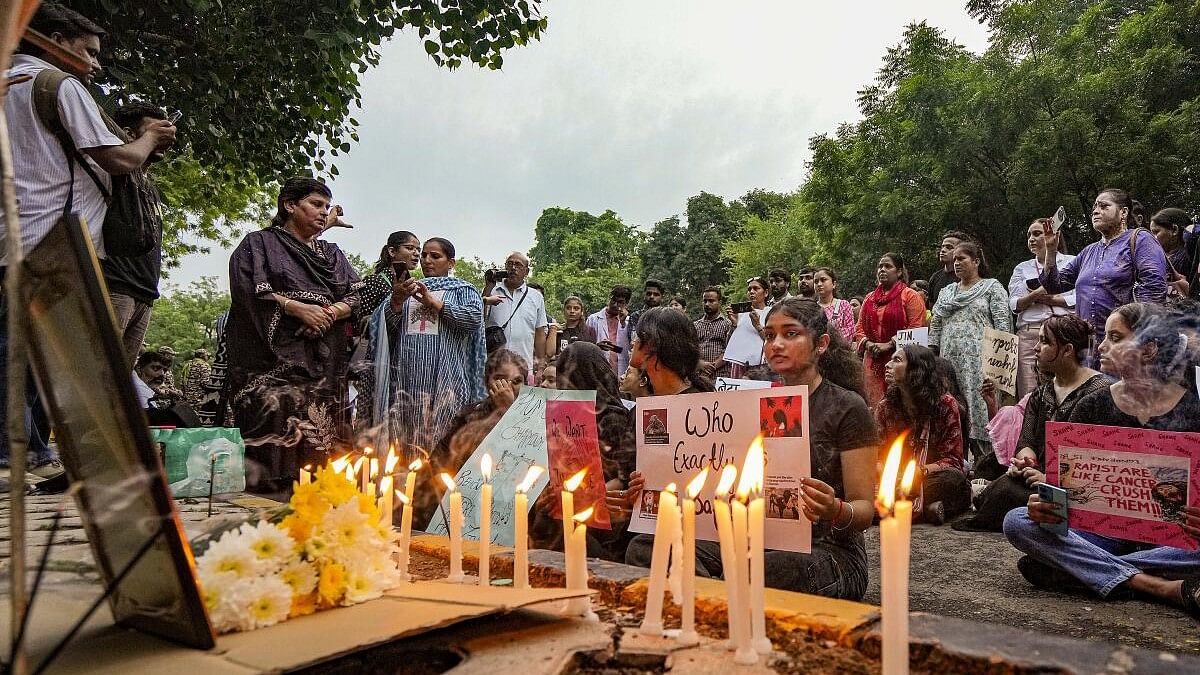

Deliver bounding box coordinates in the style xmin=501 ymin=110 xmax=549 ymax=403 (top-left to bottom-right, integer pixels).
xmin=483 ymin=252 xmax=548 ymax=374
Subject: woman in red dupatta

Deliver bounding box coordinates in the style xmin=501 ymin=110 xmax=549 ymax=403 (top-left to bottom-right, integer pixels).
xmin=854 ymin=252 xmax=926 ymax=407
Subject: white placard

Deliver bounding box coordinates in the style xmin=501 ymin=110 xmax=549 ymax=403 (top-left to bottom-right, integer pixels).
xmin=981 ymin=327 xmax=1019 ymax=397
xmin=894 ymin=327 xmax=929 ymax=348
xmin=714 ymin=377 xmax=773 ymax=391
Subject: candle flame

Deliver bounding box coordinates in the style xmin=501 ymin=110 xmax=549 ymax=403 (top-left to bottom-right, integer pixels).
xmin=715 ymin=463 xmax=738 ymax=497
xmin=409 ymin=458 xmax=424 ymax=472
xmin=573 ymin=506 xmax=595 ymax=522
xmin=440 ymin=472 xmax=456 ymax=491
xmin=901 ymin=459 xmax=917 ymax=496
xmin=876 ymin=432 xmax=908 ymax=515
xmin=351 ymin=456 xmax=364 ymax=474
xmin=303 ymin=464 xmax=312 ymax=471
xmin=481 ymin=452 xmax=493 ymax=480
xmin=664 ymin=482 xmax=677 ymax=494
xmin=516 ymin=465 xmax=544 ymax=493
xmin=362 ymin=446 xmax=373 ymax=456
xmin=686 ymin=467 xmax=709 ymax=499
xmin=384 ymin=447 xmax=399 ymax=474
xmin=736 ymin=434 xmax=765 ymax=500
xmin=330 ymin=455 xmax=349 ymax=472
xmin=564 ymin=468 xmax=587 ymax=492
xmin=396 ymin=490 xmax=410 ymax=505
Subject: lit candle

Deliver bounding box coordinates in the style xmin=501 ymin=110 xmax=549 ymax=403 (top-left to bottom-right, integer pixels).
xmin=378 ymin=474 xmax=394 ymax=528
xmin=731 ymin=475 xmax=757 ymax=665
xmin=742 ymin=437 xmax=770 ymax=655
xmin=330 ymin=455 xmax=349 ymax=474
xmin=442 ymin=472 xmax=465 ymax=582
xmin=349 ymin=456 xmax=363 ymax=485
xmin=361 ymin=447 xmax=374 ymax=494
xmin=678 ymin=467 xmax=709 ymax=646
xmin=877 ymin=434 xmax=915 ymax=675
xmin=638 ymin=483 xmax=679 ymax=636
xmin=397 ymin=459 xmax=422 ymax=581
xmin=479 ymin=453 xmax=494 ymax=586
xmin=561 ymin=468 xmax=587 ymax=552
xmin=567 ymin=506 xmax=595 ymax=617
xmin=712 ymin=464 xmax=742 ymax=652
xmin=514 ymin=465 xmax=544 ymax=589
xmin=299 ymin=464 xmax=313 ymax=486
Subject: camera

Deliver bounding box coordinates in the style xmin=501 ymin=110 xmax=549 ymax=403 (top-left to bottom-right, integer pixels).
xmin=485 ymin=269 xmax=509 ymax=284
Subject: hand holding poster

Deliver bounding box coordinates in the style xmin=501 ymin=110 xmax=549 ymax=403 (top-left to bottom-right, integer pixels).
xmin=981 ymin=327 xmax=1019 ymax=397
xmin=1045 ymin=422 xmax=1200 ymax=550
xmin=427 ymin=386 xmax=606 ymax=546
xmin=894 ymin=327 xmax=929 ymax=348
xmin=630 ymin=386 xmax=812 ymax=553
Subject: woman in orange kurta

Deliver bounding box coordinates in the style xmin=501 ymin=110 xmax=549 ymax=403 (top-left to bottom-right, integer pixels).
xmin=854 ymin=253 xmax=926 ymax=407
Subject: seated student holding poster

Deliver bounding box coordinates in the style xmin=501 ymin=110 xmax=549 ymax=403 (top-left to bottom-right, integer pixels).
xmin=875 ymin=345 xmax=971 ymax=525
xmin=625 ymin=299 xmax=878 ymax=600
xmin=1004 ymin=303 xmax=1200 ymax=614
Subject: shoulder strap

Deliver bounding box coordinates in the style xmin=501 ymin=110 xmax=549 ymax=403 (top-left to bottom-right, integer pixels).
xmin=500 ymin=287 xmax=529 ymax=330
xmin=32 ymin=69 xmax=113 ymax=203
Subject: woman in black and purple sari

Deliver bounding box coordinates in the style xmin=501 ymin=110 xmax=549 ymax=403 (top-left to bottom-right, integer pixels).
xmin=226 ymin=177 xmax=363 ymax=492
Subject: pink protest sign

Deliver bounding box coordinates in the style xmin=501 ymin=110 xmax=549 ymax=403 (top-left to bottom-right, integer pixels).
xmin=1045 ymin=422 xmax=1200 ymax=550
xmin=545 ymin=398 xmax=611 ymax=529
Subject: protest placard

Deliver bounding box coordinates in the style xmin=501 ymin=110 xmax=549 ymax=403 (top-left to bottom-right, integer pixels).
xmin=981 ymin=327 xmax=1019 ymax=397
xmin=894 ymin=327 xmax=929 ymax=348
xmin=722 ymin=309 xmax=767 ymax=366
xmin=1046 ymin=422 xmax=1200 ymax=550
xmin=714 ymin=377 xmax=773 ymax=391
xmin=630 ymin=386 xmax=812 ymax=553
xmin=426 ymin=386 xmax=605 ymax=546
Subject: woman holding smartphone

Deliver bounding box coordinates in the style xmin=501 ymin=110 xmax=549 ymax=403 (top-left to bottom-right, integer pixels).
xmin=722 ymin=276 xmax=771 ymax=379
xmin=1003 ymin=303 xmax=1200 ymax=616
xmin=1008 ymin=219 xmax=1076 ymax=398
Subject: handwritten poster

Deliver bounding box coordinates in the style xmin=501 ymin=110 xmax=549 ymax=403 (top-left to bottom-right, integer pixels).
xmin=981 ymin=327 xmax=1019 ymax=397
xmin=714 ymin=377 xmax=773 ymax=391
xmin=545 ymin=397 xmax=610 ymax=529
xmin=426 ymin=386 xmax=604 ymax=546
xmin=1046 ymin=422 xmax=1200 ymax=550
xmin=722 ymin=309 xmax=768 ymax=366
xmin=630 ymin=386 xmax=812 ymax=553
xmin=894 ymin=327 xmax=929 ymax=348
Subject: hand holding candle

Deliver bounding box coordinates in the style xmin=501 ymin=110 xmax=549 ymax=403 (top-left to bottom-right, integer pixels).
xmin=877 ymin=434 xmax=915 ymax=675
xmin=514 ymin=465 xmax=544 ymax=589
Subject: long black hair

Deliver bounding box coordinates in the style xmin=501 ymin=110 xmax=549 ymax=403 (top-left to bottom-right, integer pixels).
xmin=635 ymin=307 xmax=714 ymax=392
xmin=375 ymin=230 xmax=419 ymax=274
xmin=270 ymin=177 xmax=331 ymax=229
xmin=764 ymin=298 xmax=866 ymax=400
xmin=882 ymin=345 xmax=942 ymax=430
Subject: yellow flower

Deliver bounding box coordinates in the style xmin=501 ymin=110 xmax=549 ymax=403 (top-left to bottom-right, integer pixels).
xmin=290 ymin=484 xmax=330 ymax=523
xmin=355 ymin=493 xmax=380 ymax=520
xmin=318 ymin=562 xmax=347 ymax=607
xmin=315 ymin=467 xmax=357 ymax=505
xmin=280 ymin=513 xmax=312 ymax=542
xmin=289 ymin=592 xmax=317 ymax=618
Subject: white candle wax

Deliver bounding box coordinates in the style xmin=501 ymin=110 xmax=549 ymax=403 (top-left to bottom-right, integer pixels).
xmin=567 ymin=516 xmax=589 ymax=616
xmin=561 ymin=488 xmax=574 ymax=558
xmin=713 ymin=497 xmax=739 ymax=651
xmin=378 ymin=475 xmax=394 ymax=528
xmin=449 ymin=490 xmax=464 ymax=582
xmin=299 ymin=466 xmax=312 ymax=485
xmin=638 ymin=488 xmax=678 ymax=636
xmin=515 ymin=491 xmax=529 ymax=589
xmin=397 ymin=493 xmax=413 ymax=582
xmin=881 ymin=498 xmax=912 ymax=675
xmin=730 ymin=498 xmax=757 ymax=665
xmin=479 ymin=481 xmax=492 ymax=586
xmin=749 ymin=493 xmax=770 ymax=654
xmin=678 ymin=494 xmax=699 ymax=645
xmin=668 ymin=499 xmax=683 ymax=603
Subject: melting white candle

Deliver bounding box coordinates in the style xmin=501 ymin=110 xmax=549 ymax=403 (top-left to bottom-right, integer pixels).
xmin=730 ymin=485 xmax=756 ymax=665
xmin=479 ymin=453 xmax=493 ymax=587
xmin=678 ymin=467 xmax=709 ymax=646
xmin=299 ymin=464 xmax=312 ymax=486
xmin=638 ymin=483 xmax=679 ymax=636
xmin=442 ymin=472 xmax=465 ymax=582
xmin=568 ymin=506 xmax=595 ymax=617
xmin=741 ymin=437 xmax=770 ymax=655
xmin=397 ymin=458 xmax=422 ymax=582
xmin=514 ymin=465 xmax=544 ymax=589
xmin=878 ymin=434 xmax=915 ymax=675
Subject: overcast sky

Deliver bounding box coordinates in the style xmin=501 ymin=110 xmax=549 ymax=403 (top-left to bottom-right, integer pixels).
xmin=168 ymin=1 xmax=990 ymax=290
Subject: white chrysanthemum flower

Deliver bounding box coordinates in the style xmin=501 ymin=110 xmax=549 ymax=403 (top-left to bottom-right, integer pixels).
xmin=198 ymin=531 xmax=258 ymax=580
xmin=319 ymin=501 xmax=370 ymax=548
xmin=239 ymin=520 xmax=296 ymax=571
xmin=343 ymin=564 xmax=385 ymax=604
xmin=241 ymin=576 xmax=294 ymax=629
xmin=304 ymin=535 xmax=331 ymax=560
xmin=279 ymin=559 xmax=318 ymax=595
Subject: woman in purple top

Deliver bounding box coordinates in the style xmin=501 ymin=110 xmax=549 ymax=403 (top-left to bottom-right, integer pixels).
xmin=1040 ymin=188 xmax=1168 ymax=362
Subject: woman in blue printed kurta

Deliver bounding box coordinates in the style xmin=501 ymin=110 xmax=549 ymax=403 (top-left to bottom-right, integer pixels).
xmin=930 ymin=242 xmax=1013 ymax=464
xmin=370 ymin=237 xmax=486 ymax=455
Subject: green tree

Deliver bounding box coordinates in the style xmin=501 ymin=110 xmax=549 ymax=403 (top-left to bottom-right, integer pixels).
xmin=143 ymin=277 xmax=231 ymax=380
xmin=528 ymin=207 xmax=642 ymax=319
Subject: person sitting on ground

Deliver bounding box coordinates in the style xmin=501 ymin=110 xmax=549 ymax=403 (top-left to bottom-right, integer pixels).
xmin=958 ymin=315 xmax=1107 ymax=531
xmin=1003 ymin=303 xmax=1200 ymax=615
xmin=875 ymin=345 xmax=970 ymax=525
xmin=537 ymin=363 xmax=557 ymax=389
xmin=626 ymin=299 xmax=877 ymax=600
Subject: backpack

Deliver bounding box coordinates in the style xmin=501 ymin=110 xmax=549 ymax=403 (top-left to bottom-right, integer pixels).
xmin=31 ymin=69 xmax=161 ymax=257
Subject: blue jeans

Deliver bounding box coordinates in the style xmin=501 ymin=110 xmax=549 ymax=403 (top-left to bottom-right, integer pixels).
xmin=1003 ymin=507 xmax=1200 ymax=597
xmin=0 ymin=294 xmax=55 ymax=467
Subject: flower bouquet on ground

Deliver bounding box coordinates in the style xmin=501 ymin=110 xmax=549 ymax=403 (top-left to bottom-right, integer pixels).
xmin=191 ymin=466 xmax=400 ymax=633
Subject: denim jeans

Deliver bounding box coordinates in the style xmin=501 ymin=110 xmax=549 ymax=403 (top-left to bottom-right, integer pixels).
xmin=1003 ymin=507 xmax=1200 ymax=597
xmin=625 ymin=533 xmax=868 ymax=601
xmin=0 ymin=293 xmax=55 ymax=467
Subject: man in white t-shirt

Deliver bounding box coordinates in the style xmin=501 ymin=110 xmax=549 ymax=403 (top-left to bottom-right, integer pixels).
xmin=0 ymin=3 xmax=176 ymax=480
xmin=483 ymin=251 xmax=548 ymax=374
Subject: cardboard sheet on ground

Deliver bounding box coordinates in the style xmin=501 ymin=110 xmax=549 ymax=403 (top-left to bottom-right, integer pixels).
xmin=894 ymin=327 xmax=929 ymax=348
xmin=630 ymin=386 xmax=812 ymax=552
xmin=981 ymin=327 xmax=1019 ymax=397
xmin=426 ymin=386 xmax=608 ymax=547
xmin=1046 ymin=422 xmax=1200 ymax=550
xmin=715 ymin=377 xmax=773 ymax=391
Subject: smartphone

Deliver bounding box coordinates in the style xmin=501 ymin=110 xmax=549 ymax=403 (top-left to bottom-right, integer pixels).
xmin=1049 ymin=206 xmax=1066 ymax=235
xmin=1025 ymin=277 xmax=1040 ymax=291
xmin=730 ymin=301 xmax=753 ymax=314
xmin=167 ymin=110 xmax=182 ymax=124
xmin=1036 ymin=482 xmax=1069 ymax=536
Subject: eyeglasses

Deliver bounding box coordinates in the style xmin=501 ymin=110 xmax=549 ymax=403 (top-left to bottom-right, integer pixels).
xmin=505 ymin=261 xmax=527 ymax=269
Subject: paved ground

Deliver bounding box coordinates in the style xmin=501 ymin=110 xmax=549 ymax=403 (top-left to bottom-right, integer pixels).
xmin=863 ymin=523 xmax=1200 ymax=655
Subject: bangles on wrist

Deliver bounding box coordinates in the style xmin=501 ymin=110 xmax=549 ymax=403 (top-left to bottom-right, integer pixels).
xmin=832 ymin=498 xmax=856 ymax=531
